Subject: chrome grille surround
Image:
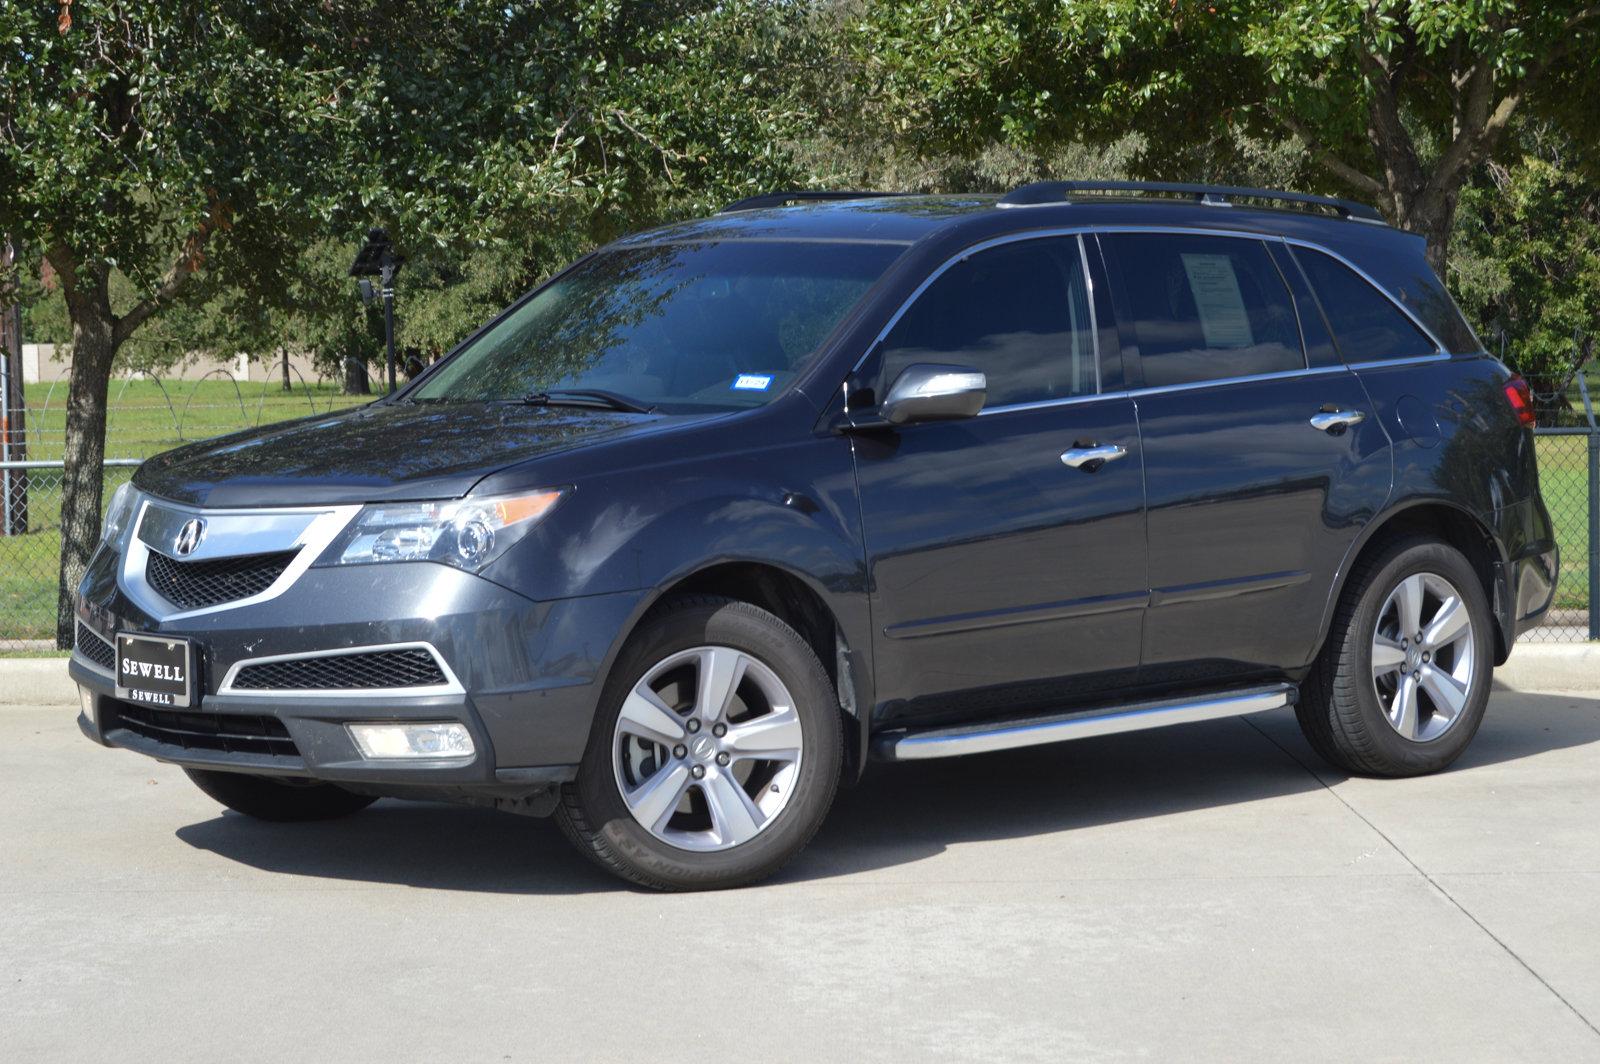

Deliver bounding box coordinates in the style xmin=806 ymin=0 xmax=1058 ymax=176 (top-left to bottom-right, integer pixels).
xmin=118 ymin=496 xmax=360 ymax=621
xmin=218 ymin=642 xmax=464 ymax=698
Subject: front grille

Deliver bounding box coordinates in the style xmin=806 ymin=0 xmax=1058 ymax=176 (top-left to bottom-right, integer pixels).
xmin=75 ymin=622 xmax=116 ymax=670
xmin=146 ymin=549 xmax=297 ymax=611
xmin=109 ymin=702 xmax=299 ymax=758
xmin=230 ymin=647 xmax=449 ymax=691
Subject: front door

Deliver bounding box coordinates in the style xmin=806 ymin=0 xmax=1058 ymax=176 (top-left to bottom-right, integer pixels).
xmin=1098 ymin=231 xmax=1390 ymax=682
xmin=851 ymin=234 xmax=1147 ymax=726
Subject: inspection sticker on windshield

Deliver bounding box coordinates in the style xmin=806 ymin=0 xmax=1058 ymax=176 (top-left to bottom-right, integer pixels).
xmin=732 ymin=374 xmax=773 ymax=391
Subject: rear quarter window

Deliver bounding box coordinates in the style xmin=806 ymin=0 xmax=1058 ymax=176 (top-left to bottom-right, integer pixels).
xmin=1292 ymin=247 xmax=1438 ymax=363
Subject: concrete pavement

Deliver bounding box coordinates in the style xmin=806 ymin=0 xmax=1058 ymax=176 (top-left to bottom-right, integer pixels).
xmin=4 ymin=685 xmax=1600 ymax=1062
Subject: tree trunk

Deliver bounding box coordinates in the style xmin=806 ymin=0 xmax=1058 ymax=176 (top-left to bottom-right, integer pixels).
xmin=343 ymin=353 xmax=370 ymax=395
xmin=55 ymin=261 xmax=118 ymax=648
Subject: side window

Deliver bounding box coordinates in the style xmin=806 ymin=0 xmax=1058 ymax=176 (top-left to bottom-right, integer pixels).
xmin=879 ymin=237 xmax=1096 ymax=407
xmin=1292 ymin=247 xmax=1438 ymax=363
xmin=1103 ymin=233 xmax=1305 ymax=388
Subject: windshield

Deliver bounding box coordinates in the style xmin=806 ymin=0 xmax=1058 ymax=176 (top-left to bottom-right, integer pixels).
xmin=411 ymin=240 xmax=907 ymax=411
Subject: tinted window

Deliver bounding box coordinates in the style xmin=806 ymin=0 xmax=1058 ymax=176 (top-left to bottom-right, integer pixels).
xmin=1293 ymin=247 xmax=1439 ymax=363
xmin=1104 ymin=234 xmax=1304 ymax=387
xmin=879 ymin=237 xmax=1096 ymax=407
xmin=413 ymin=240 xmax=905 ymax=411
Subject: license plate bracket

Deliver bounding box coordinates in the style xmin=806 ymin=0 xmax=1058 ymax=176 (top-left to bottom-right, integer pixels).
xmin=115 ymin=633 xmax=196 ymax=709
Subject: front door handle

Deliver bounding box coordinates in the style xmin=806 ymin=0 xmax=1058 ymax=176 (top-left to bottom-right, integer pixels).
xmin=1060 ymin=443 xmax=1128 ymax=470
xmin=1309 ymin=409 xmax=1366 ymax=434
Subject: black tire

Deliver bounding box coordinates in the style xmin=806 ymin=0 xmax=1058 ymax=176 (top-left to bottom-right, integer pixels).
xmin=556 ymin=595 xmax=843 ymax=891
xmin=184 ymin=768 xmax=377 ymax=821
xmin=1297 ymin=536 xmax=1495 ymax=777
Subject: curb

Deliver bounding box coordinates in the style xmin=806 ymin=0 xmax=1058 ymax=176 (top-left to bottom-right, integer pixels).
xmin=0 ymin=658 xmax=79 ymax=709
xmin=2 ymin=643 xmax=1594 ymax=710
xmin=1494 ymin=643 xmax=1600 ymax=694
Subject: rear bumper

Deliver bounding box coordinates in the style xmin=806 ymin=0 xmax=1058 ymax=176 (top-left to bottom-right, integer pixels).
xmin=73 ymin=553 xmax=648 ymax=795
xmin=1494 ymin=494 xmax=1560 ymax=651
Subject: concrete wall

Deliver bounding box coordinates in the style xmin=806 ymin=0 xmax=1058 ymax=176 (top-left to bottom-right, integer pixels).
xmin=20 ymin=344 xmax=323 ymax=386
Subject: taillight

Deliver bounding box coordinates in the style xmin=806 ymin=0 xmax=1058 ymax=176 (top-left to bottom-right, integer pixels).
xmin=1503 ymin=375 xmax=1536 ymax=428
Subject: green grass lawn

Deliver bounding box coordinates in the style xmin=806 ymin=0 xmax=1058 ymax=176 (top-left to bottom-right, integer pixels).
xmin=1535 ymin=434 xmax=1592 ymax=612
xmin=17 ymin=378 xmax=382 ymax=463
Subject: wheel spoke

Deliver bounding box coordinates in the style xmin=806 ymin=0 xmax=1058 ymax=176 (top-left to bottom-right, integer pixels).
xmin=623 ymin=762 xmax=692 ymax=832
xmin=1390 ymin=673 xmax=1421 ymax=740
xmin=1392 ymin=574 xmax=1426 ymax=638
xmin=1371 ymin=635 xmax=1406 ymax=677
xmin=1422 ymin=596 xmax=1470 ymax=650
xmin=701 ymin=768 xmax=764 ymax=846
xmin=617 ymin=685 xmax=687 ymax=747
xmin=723 ymin=707 xmax=802 ymax=760
xmin=696 ymin=647 xmax=746 ymax=723
xmin=1418 ymin=664 xmax=1467 ymax=719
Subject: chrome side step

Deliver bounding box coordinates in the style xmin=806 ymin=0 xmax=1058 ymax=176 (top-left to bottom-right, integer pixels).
xmin=872 ymin=683 xmax=1297 ymax=762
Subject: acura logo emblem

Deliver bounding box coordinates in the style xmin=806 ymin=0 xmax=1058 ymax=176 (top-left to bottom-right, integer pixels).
xmin=172 ymin=518 xmax=206 ymax=557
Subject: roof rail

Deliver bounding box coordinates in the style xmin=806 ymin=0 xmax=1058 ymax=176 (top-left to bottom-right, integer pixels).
xmin=718 ymin=190 xmax=910 ymax=213
xmin=998 ymin=180 xmax=1385 ymax=223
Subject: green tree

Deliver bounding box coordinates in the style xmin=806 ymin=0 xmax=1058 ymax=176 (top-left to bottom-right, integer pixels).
xmin=853 ymin=1 xmax=1600 ymax=269
xmin=1450 ymin=129 xmax=1600 ymax=418
xmin=2 ymin=0 xmax=809 ymax=645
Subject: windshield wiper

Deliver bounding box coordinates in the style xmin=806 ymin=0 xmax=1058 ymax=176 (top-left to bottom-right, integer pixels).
xmin=523 ymin=389 xmax=656 ymax=414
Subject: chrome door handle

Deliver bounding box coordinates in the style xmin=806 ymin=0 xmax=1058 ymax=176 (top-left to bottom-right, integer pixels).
xmin=1060 ymin=443 xmax=1128 ymax=470
xmin=1309 ymin=410 xmax=1366 ymax=433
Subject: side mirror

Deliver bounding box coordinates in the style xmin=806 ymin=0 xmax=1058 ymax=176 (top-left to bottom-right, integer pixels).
xmin=879 ymin=364 xmax=987 ymax=426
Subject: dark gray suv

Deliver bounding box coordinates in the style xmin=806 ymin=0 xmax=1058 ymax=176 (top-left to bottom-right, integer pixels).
xmin=73 ymin=182 xmax=1558 ymax=890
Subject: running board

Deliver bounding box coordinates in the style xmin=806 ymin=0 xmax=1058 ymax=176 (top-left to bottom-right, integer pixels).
xmin=872 ymin=683 xmax=1297 ymax=762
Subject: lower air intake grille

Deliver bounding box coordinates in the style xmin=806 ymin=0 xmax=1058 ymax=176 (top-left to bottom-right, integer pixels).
xmin=110 ymin=703 xmax=298 ymax=758
xmin=146 ymin=549 xmax=297 ymax=610
xmin=230 ymin=647 xmax=449 ymax=691
xmin=75 ymin=622 xmax=116 ymax=670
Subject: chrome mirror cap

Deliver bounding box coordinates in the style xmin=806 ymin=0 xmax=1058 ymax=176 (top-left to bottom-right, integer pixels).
xmin=879 ymin=364 xmax=987 ymax=426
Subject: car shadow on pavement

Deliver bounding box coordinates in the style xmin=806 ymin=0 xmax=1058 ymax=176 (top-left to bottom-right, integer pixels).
xmin=174 ymin=692 xmax=1600 ymax=894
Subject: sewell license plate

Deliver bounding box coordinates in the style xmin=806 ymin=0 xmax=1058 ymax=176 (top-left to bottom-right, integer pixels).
xmin=115 ymin=633 xmax=196 ymax=709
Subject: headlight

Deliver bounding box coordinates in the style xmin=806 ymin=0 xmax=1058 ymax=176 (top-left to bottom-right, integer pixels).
xmin=320 ymin=488 xmax=566 ymax=572
xmin=101 ymin=482 xmax=138 ymax=544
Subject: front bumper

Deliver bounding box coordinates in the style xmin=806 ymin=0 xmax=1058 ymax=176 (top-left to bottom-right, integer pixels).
xmin=73 ymin=547 xmax=646 ymax=795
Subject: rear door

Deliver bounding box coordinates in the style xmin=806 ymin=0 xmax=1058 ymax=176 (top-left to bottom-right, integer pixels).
xmin=852 ymin=234 xmax=1147 ymax=725
xmin=1098 ymin=231 xmax=1391 ymax=682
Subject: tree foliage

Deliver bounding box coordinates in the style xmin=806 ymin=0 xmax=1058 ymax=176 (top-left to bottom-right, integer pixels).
xmin=853 ymin=1 xmax=1600 ymax=267
xmin=0 ymin=0 xmax=812 ymax=644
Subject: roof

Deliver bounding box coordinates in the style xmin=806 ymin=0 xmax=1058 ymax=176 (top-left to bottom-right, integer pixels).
xmin=615 ymin=193 xmax=1406 ymax=251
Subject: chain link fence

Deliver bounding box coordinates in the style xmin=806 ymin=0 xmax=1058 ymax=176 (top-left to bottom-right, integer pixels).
xmin=1520 ymin=428 xmax=1598 ymax=642
xmin=2 ymin=460 xmax=137 ymax=649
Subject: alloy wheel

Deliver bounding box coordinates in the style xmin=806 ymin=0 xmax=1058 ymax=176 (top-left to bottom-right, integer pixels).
xmin=1370 ymin=571 xmax=1476 ymax=743
xmin=611 ymin=645 xmax=804 ymax=851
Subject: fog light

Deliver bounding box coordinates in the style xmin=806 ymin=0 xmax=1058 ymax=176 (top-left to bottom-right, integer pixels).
xmin=347 ymin=722 xmax=475 ymax=760
xmin=78 ymin=684 xmax=95 ymax=717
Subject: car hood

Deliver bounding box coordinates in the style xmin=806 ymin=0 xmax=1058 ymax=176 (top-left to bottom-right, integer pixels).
xmin=134 ymin=401 xmax=694 ymax=507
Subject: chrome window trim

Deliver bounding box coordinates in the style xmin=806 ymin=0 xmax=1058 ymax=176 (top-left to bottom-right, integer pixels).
xmin=217 ymin=641 xmax=465 ymax=698
xmin=120 ymin=497 xmax=361 ymax=622
xmin=849 ymin=224 xmax=1455 ymax=412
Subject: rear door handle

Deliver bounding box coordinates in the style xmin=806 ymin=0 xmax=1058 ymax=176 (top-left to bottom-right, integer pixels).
xmin=1309 ymin=410 xmax=1366 ymax=433
xmin=1060 ymin=443 xmax=1128 ymax=470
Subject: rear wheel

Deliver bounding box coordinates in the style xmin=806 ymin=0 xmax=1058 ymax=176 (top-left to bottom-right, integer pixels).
xmin=1297 ymin=537 xmax=1494 ymax=777
xmin=184 ymin=768 xmax=377 ymax=821
xmin=557 ymin=596 xmax=842 ymax=891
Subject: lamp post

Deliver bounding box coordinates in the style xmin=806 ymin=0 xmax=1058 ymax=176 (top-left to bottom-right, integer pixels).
xmin=349 ymin=228 xmax=405 ymax=394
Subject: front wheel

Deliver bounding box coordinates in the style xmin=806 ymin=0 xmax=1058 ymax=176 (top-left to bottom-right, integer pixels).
xmin=556 ymin=596 xmax=842 ymax=891
xmin=1297 ymin=537 xmax=1495 ymax=777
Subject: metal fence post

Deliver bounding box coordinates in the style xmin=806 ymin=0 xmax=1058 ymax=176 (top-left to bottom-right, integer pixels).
xmin=1579 ymin=372 xmax=1600 ymax=641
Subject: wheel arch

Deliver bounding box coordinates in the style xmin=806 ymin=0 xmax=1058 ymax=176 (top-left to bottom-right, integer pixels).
xmin=612 ymin=559 xmax=873 ymax=782
xmin=1315 ymin=499 xmax=1511 ymax=666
